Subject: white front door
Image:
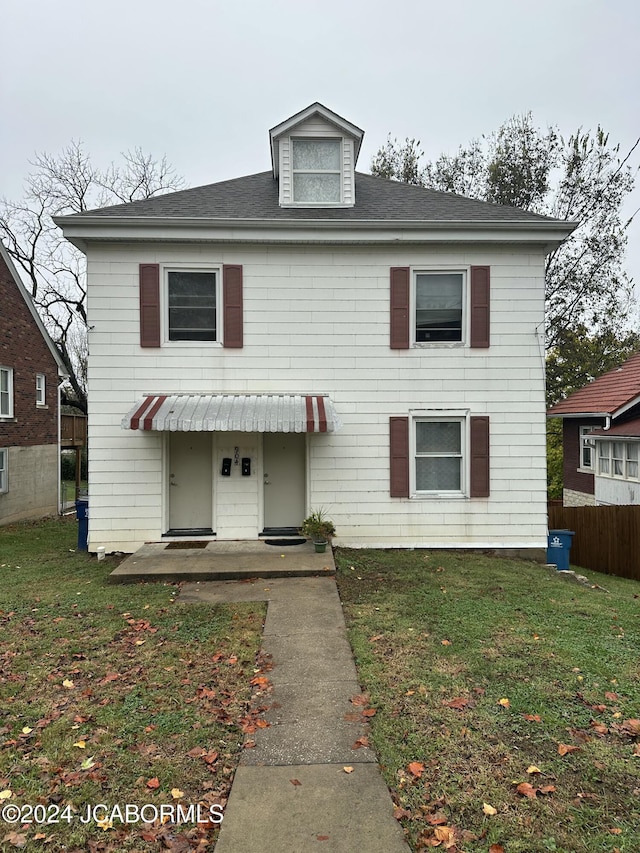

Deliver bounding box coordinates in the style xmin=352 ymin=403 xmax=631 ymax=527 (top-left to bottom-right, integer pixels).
xmin=263 ymin=433 xmax=306 ymax=531
xmin=168 ymin=432 xmax=213 ymax=532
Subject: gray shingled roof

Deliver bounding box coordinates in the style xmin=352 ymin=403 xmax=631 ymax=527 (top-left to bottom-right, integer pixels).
xmin=67 ymin=171 xmax=563 ymax=224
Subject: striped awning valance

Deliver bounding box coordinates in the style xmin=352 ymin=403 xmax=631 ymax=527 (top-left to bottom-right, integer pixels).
xmin=121 ymin=394 xmax=341 ymax=433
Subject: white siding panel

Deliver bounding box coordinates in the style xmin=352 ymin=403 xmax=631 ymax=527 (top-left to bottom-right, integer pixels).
xmin=86 ymin=243 xmax=549 ymax=552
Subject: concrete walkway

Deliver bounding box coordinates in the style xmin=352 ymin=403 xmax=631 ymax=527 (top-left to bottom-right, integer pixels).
xmin=179 ymin=576 xmax=410 ymax=852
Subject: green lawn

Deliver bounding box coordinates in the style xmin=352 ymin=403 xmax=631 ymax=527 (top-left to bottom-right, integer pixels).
xmin=0 ymin=518 xmax=265 ymax=851
xmin=335 ymin=548 xmax=640 ymax=853
xmin=2 ymin=521 xmax=638 ymax=852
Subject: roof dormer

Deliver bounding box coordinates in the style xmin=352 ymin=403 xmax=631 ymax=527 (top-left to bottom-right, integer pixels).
xmin=269 ymin=103 xmax=364 ymax=208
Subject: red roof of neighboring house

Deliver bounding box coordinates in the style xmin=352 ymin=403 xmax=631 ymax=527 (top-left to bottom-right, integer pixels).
xmin=590 ymin=417 xmax=640 ymax=437
xmin=547 ymin=352 xmax=640 ymax=417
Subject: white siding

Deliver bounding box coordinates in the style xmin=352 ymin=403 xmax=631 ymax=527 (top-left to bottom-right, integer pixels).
xmin=86 ymin=243 xmax=548 ymax=552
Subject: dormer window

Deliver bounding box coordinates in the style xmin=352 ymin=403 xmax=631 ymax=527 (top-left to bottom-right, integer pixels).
xmin=292 ymin=139 xmax=342 ymax=204
xmin=270 ymin=103 xmax=364 ymax=209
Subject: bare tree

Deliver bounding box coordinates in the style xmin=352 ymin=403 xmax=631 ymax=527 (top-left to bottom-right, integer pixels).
xmin=1 ymin=142 xmax=184 ymax=412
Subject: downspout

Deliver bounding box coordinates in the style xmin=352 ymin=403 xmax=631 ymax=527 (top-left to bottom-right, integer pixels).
xmin=57 ymin=378 xmax=64 ymax=515
xmin=604 ymin=416 xmax=611 ymax=431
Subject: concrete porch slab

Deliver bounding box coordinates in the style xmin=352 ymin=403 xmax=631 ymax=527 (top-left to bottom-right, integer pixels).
xmin=108 ymin=539 xmax=335 ymax=583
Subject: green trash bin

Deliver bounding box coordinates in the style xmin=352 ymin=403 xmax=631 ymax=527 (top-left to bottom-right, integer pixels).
xmin=547 ymin=529 xmax=574 ymax=570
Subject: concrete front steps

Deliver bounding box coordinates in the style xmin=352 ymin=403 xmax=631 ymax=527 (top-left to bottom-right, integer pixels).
xmin=108 ymin=539 xmax=335 ymax=583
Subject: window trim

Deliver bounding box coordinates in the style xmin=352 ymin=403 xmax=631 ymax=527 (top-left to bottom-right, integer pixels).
xmin=162 ymin=265 xmax=222 ymax=347
xmin=409 ymin=409 xmax=469 ymax=498
xmin=0 ymin=367 xmax=14 ymax=419
xmin=290 ymin=137 xmax=343 ymax=206
xmin=0 ymin=448 xmax=7 ymax=493
xmin=36 ymin=373 xmax=46 ymax=406
xmin=412 ymin=269 xmax=466 ymax=347
xmin=579 ymin=425 xmax=595 ymax=471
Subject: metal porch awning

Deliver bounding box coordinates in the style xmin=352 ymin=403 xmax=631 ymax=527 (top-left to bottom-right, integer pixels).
xmin=121 ymin=394 xmax=341 ymax=433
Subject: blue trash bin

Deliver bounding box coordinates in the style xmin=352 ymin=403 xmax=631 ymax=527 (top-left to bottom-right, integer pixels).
xmin=76 ymin=499 xmax=88 ymax=551
xmin=547 ymin=529 xmax=574 ymax=570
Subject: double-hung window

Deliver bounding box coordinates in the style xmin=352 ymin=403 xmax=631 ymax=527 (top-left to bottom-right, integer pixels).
xmin=414 ymin=417 xmax=464 ymax=494
xmin=292 ymin=139 xmax=342 ymax=204
xmin=166 ymin=270 xmax=218 ymax=342
xmin=415 ymin=272 xmax=464 ymax=343
xmin=0 ymin=367 xmax=13 ymax=418
xmin=0 ymin=448 xmax=6 ymax=493
xmin=36 ymin=373 xmax=46 ymax=406
xmin=579 ymin=425 xmax=595 ymax=469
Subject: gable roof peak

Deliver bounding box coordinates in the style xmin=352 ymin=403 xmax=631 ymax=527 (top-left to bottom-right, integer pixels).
xmin=269 ymin=102 xmax=364 ymax=177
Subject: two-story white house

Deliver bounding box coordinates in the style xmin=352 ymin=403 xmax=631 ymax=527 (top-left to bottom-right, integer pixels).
xmin=55 ymin=103 xmax=573 ymax=555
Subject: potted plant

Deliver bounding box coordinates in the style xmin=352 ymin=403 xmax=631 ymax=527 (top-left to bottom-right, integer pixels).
xmin=300 ymin=508 xmax=336 ymax=553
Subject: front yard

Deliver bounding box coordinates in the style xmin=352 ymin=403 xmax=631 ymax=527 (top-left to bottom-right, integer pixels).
xmin=1 ymin=519 xmax=638 ymax=852
xmin=335 ymin=549 xmax=640 ymax=853
xmin=0 ymin=518 xmax=266 ymax=851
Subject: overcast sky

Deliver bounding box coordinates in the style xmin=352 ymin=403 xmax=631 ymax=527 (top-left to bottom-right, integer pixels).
xmin=2 ymin=0 xmax=639 ymax=283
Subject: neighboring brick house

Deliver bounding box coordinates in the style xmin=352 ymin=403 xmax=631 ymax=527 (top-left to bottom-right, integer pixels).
xmin=0 ymin=242 xmax=68 ymax=524
xmin=55 ymin=103 xmax=575 ymax=555
xmin=548 ymin=352 xmax=640 ymax=506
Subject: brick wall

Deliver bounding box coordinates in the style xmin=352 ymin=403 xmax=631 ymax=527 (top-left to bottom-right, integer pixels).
xmin=0 ymin=253 xmax=60 ymax=448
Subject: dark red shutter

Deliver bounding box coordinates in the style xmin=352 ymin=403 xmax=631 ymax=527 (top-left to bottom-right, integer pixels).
xmin=223 ymin=265 xmax=243 ymax=348
xmin=469 ymin=416 xmax=490 ymax=497
xmin=139 ymin=264 xmax=160 ymax=347
xmin=390 ymin=417 xmax=410 ymax=497
xmin=470 ymin=266 xmax=490 ymax=348
xmin=390 ymin=267 xmax=410 ymax=349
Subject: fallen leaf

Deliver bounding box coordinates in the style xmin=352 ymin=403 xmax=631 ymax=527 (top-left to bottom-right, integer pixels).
xmin=516 ymin=782 xmax=538 ymax=799
xmin=146 ymin=777 xmax=160 ymax=789
xmin=290 ymin=778 xmax=302 ymax=786
xmin=0 ymin=790 xmax=12 ymax=800
xmin=434 ymin=825 xmax=455 ymax=844
xmin=441 ymin=639 xmax=451 ymax=646
xmin=621 ymin=719 xmax=640 ymax=736
xmin=352 ymin=736 xmax=370 ymax=749
xmin=498 ymin=698 xmax=510 ymax=708
xmin=21 ymin=727 xmax=32 ymax=735
xmin=316 ymin=836 xmax=329 ymax=842
xmin=407 ymin=761 xmax=425 ymax=778
xmin=558 ymin=743 xmax=580 ymax=756
xmin=62 ymin=679 xmax=74 ymax=689
xmin=604 ymin=691 xmax=619 ymax=701
xmin=526 ymin=765 xmax=542 ymax=775
xmin=80 ymin=756 xmax=95 ymax=770
xmin=522 ymin=713 xmax=542 ymax=722
xmin=350 ymin=694 xmax=369 ymax=706
xmin=2 ymin=832 xmax=27 ymax=848
xmin=483 ymin=802 xmax=497 ymax=815
xmin=443 ymin=697 xmax=469 ymax=711
xmin=608 ymin=827 xmax=623 ymax=835
xmin=362 ymin=708 xmax=377 ymax=717
xmin=425 ymin=812 xmax=448 ymax=826
xmin=343 ymin=766 xmax=354 ymax=773
xmin=489 ymin=845 xmax=505 ymax=853
xmin=539 ymin=785 xmax=556 ymax=795
xmin=73 ymin=740 xmax=86 ymax=749
xmin=171 ymin=788 xmax=184 ymax=799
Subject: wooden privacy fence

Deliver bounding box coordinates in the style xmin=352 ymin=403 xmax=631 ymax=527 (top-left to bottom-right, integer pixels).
xmin=548 ymin=504 xmax=640 ymax=582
